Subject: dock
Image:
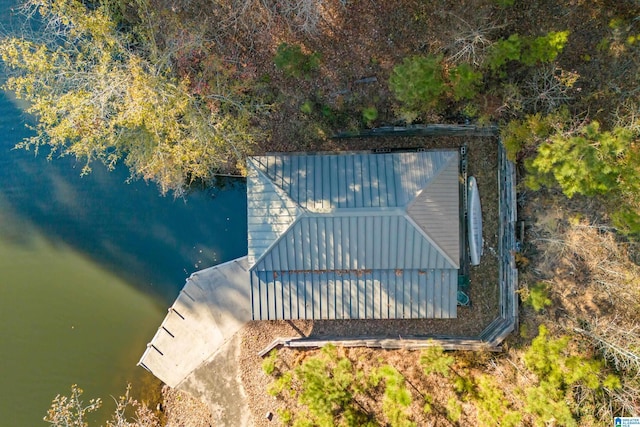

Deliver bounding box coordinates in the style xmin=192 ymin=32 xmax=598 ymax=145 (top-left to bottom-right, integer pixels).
xmin=138 ymin=256 xmax=251 ymax=388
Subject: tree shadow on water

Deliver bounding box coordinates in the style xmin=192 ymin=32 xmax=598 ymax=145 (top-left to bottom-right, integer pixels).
xmin=0 ymin=94 xmax=248 ymax=304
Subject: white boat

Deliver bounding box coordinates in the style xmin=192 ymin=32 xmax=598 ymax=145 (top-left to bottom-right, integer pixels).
xmin=468 ymin=176 xmax=483 ymax=266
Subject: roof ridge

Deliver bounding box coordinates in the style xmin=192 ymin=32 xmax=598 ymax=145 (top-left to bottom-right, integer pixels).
xmin=405 ymin=151 xmax=456 ymax=210
xmin=403 ymin=213 xmax=459 ymax=269
xmin=247 ymin=158 xmax=305 ymax=268
xmin=248 ymin=157 xmax=304 ymax=212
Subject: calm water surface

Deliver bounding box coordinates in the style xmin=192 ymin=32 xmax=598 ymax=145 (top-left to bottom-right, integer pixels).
xmin=0 ymin=2 xmax=248 ymax=424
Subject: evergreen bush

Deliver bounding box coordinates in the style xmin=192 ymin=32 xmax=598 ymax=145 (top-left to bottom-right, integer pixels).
xmin=486 ymin=31 xmax=570 ymax=75
xmin=375 ymin=365 xmax=415 ymax=427
xmin=446 ymin=397 xmax=462 ymax=422
xmin=500 ymin=108 xmax=567 ymax=161
xmin=389 ymin=55 xmax=446 ymax=111
xmin=521 ymin=31 xmax=570 ymax=66
xmin=526 ymin=122 xmax=637 ymax=197
xmin=362 ymin=106 xmax=379 ymax=124
xmin=274 ymin=43 xmax=321 ymax=78
xmin=449 ymin=63 xmax=483 ymax=101
xmin=420 ymin=345 xmax=454 ymax=377
xmin=262 ymin=349 xmax=278 ymax=375
xmin=522 ymin=325 xmax=615 ymax=426
xmin=524 ymin=282 xmax=552 ymax=312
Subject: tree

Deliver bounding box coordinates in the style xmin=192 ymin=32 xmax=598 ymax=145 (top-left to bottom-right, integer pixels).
xmin=448 ymin=63 xmax=482 ymax=101
xmin=0 ymin=0 xmax=255 ymax=195
xmin=371 ymin=365 xmax=415 ymax=427
xmin=522 ymin=325 xmax=614 ymax=426
xmin=44 ymin=385 xmax=102 ymax=427
xmin=526 ymin=122 xmax=636 ymax=197
xmin=273 ymin=43 xmax=320 ymax=79
xmin=419 ymin=345 xmax=454 ymax=377
xmin=389 ymin=55 xmax=446 ymax=112
xmin=389 ymin=54 xmax=485 ymax=119
xmin=44 ymin=384 xmax=159 ymax=427
xmin=265 ymin=345 xmax=375 ymax=427
xmin=485 ymin=31 xmax=569 ymax=75
xmin=473 ymin=375 xmax=521 ymax=427
xmin=525 ymin=121 xmax=640 ymax=234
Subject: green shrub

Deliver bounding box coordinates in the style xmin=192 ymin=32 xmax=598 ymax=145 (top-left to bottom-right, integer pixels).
xmin=278 ymin=408 xmax=294 ymax=425
xmin=420 ymin=345 xmax=454 ymax=377
xmin=267 ymin=371 xmax=293 ymax=397
xmin=262 ymin=349 xmax=278 ymax=375
xmin=611 ymin=205 xmax=640 ymax=238
xmin=300 ymin=100 xmax=314 ymax=114
xmin=500 ymin=108 xmax=569 ymax=161
xmin=318 ymin=104 xmax=332 ymax=118
xmin=362 ymin=106 xmax=378 ymax=124
xmin=274 ymin=43 xmax=320 ymax=78
xmin=521 ymin=31 xmax=570 ymax=65
xmin=389 ymin=55 xmax=446 ymax=111
xmin=474 ymin=375 xmax=522 ymax=427
xmin=486 ymin=31 xmax=570 ymax=74
xmin=390 ymin=55 xmax=485 ymax=118
xmin=446 ymin=397 xmax=462 ymax=422
xmin=524 ymin=118 xmax=640 ymax=237
xmin=292 ymin=417 xmax=314 ymax=427
xmin=423 ymin=394 xmax=433 ymax=414
xmin=486 ymin=34 xmax=523 ymax=73
xmin=449 ymin=63 xmax=483 ymax=101
xmin=522 ymin=325 xmax=611 ymax=426
xmin=375 ymin=365 xmax=415 ymax=427
xmin=526 ymin=121 xmax=637 ymax=197
xmin=501 ymin=118 xmax=533 ymax=161
xmin=524 ymin=282 xmax=552 ymax=312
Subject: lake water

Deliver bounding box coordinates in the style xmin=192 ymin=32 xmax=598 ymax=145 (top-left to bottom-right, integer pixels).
xmin=0 ymin=2 xmax=248 ymax=424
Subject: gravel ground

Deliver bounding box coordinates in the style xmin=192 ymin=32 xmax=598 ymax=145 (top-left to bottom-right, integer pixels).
xmin=161 ymin=385 xmax=216 ymax=427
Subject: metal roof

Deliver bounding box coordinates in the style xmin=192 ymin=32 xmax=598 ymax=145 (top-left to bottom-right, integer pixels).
xmin=247 ymin=150 xmax=460 ymax=320
xmin=251 ymin=268 xmax=458 ymax=320
xmin=246 ymin=161 xmax=302 ymax=265
xmin=249 ymin=151 xmax=453 ymax=211
xmin=252 ymin=215 xmax=456 ymax=272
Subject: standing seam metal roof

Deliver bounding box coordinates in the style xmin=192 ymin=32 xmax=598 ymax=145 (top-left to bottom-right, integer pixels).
xmin=247 ymin=151 xmax=460 ymax=320
xmin=250 ymin=151 xmax=453 ymax=210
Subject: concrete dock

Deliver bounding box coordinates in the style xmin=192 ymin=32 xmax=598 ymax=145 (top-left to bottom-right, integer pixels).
xmin=138 ymin=256 xmax=253 ymax=426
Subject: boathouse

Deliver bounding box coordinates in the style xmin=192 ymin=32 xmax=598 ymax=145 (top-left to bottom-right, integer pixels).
xmin=246 ymin=150 xmax=461 ymax=320
xmin=139 ymin=128 xmax=519 ymax=427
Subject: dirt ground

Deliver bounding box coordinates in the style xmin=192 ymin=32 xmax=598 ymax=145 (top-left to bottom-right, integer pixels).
xmin=160 ymin=386 xmax=216 ymax=427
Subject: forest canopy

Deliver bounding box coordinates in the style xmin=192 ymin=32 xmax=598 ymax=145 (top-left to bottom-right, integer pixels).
xmin=0 ymin=0 xmax=255 ymax=195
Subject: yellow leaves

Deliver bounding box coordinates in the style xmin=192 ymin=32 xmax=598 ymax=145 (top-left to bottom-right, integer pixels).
xmin=2 ymin=0 xmax=256 ymax=195
xmin=0 ymin=38 xmax=53 ymax=75
xmin=43 ymin=384 xmax=102 ymax=427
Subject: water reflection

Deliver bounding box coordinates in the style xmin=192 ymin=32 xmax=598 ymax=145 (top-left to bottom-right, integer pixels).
xmin=0 ymin=69 xmax=247 ymax=425
xmin=0 ymin=91 xmax=248 ymax=302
